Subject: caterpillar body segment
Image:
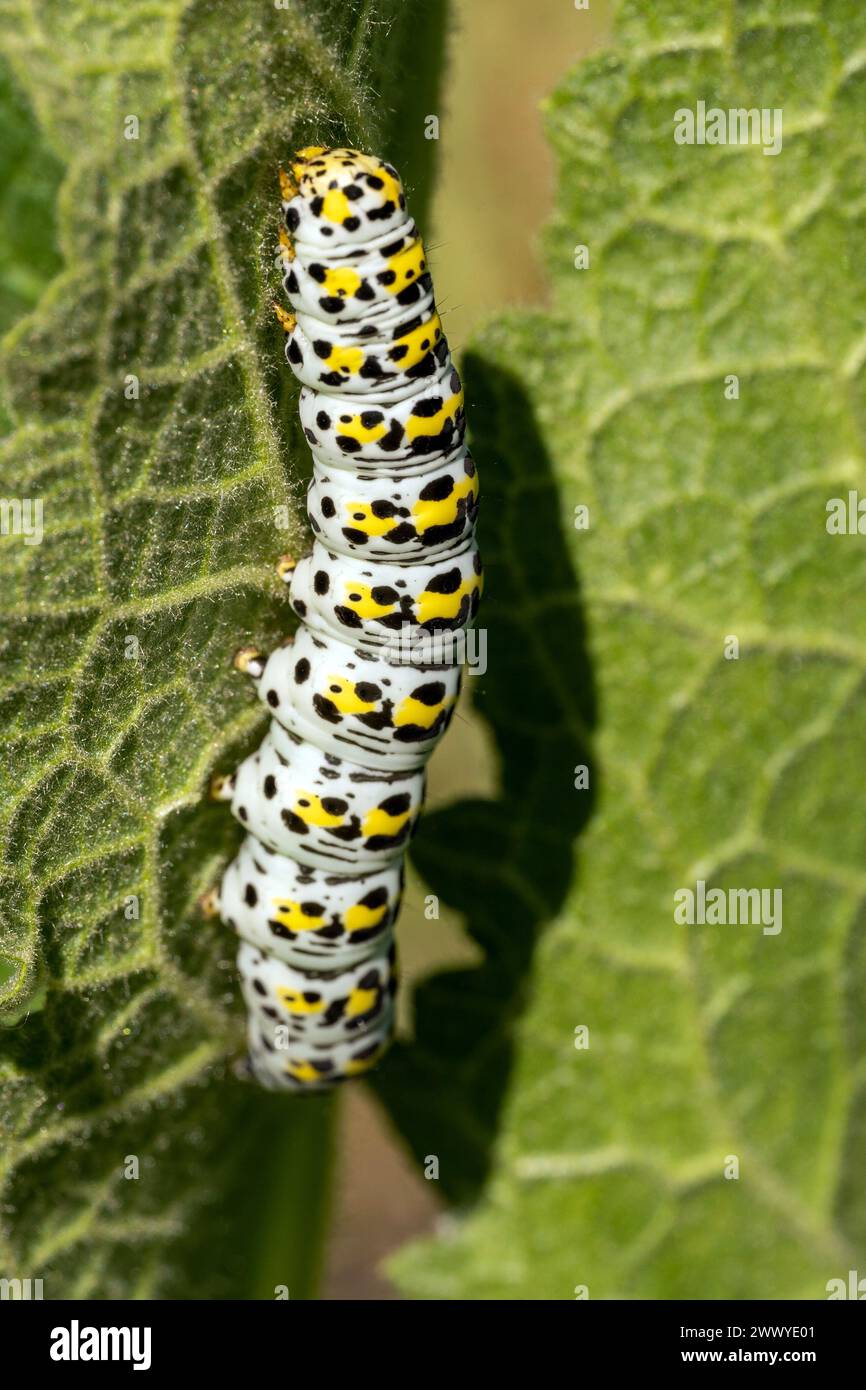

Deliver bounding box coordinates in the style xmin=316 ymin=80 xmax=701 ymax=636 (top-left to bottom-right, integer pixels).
xmin=237 ymin=937 xmax=397 ymax=1044
xmin=219 ymin=834 xmax=402 ymax=971
xmin=297 ymin=362 xmax=465 ymax=467
xmin=282 ymin=223 xmax=432 ymax=327
xmin=288 ymin=538 xmax=482 ymax=653
xmin=228 ymin=719 xmax=426 ymax=872
xmin=307 ymin=447 xmax=479 ymax=561
xmin=248 ymin=627 xmax=462 ymax=770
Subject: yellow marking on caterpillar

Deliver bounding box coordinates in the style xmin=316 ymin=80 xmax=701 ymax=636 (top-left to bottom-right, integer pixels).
xmin=412 ymin=471 xmax=478 ymax=534
xmin=324 ymin=675 xmax=379 ymax=714
xmin=341 ymin=581 xmax=397 ymax=619
xmin=341 ymin=500 xmax=395 ymax=539
xmin=271 ymin=898 xmax=326 ymax=934
xmin=292 ymin=793 xmax=346 ymax=828
xmin=343 ymin=899 xmax=389 ymax=934
xmin=362 ymin=801 xmax=412 ymax=840
xmin=405 ymin=389 xmax=463 ymax=440
xmin=276 ymin=988 xmax=325 ymax=1016
xmin=345 ymin=985 xmax=378 ymax=1018
xmin=278 ymin=167 xmax=298 ymax=201
xmin=337 ymin=414 xmax=387 ymax=445
xmin=394 ymin=691 xmax=452 ymax=729
xmin=278 ymin=226 xmax=295 ymax=263
xmin=345 ymin=1045 xmax=386 ymax=1077
xmin=291 ymin=146 xmax=326 ymax=174
xmin=319 ymin=265 xmax=363 ymax=298
xmin=385 ymin=237 xmax=427 ymax=292
xmin=389 ymin=312 xmax=442 ymax=371
xmin=417 ymin=573 xmax=482 ymax=625
xmin=320 ymin=342 xmax=365 ymax=376
xmin=273 ymin=302 xmax=296 ymax=333
xmin=286 ymin=1060 xmax=328 ymax=1084
xmin=373 ymin=163 xmax=402 ymax=209
xmin=321 ymin=187 xmax=353 ymax=226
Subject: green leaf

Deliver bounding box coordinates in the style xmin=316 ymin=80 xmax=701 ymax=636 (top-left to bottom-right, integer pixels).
xmin=389 ymin=0 xmax=866 ymax=1298
xmin=0 ymin=0 xmax=446 ymax=1298
xmin=0 ymin=61 xmax=63 ymax=433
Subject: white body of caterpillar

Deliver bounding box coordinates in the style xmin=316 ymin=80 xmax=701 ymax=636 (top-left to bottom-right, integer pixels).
xmin=210 ymin=148 xmax=481 ymax=1091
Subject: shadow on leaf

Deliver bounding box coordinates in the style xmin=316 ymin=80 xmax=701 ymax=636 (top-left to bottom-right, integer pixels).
xmin=372 ymin=351 xmax=596 ymax=1204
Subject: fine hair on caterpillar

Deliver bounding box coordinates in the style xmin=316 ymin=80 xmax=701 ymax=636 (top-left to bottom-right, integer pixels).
xmin=208 ymin=147 xmax=482 ymax=1092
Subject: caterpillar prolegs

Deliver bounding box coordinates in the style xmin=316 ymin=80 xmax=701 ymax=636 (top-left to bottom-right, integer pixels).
xmin=208 ymin=148 xmax=482 ymax=1092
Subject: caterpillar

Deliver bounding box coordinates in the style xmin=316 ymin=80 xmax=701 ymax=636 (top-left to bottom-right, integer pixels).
xmin=204 ymin=148 xmax=482 ymax=1092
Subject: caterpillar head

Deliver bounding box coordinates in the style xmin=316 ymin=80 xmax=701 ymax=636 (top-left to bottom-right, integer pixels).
xmin=291 ymin=147 xmax=403 ymax=215
xmin=284 ymin=148 xmax=407 ymax=245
